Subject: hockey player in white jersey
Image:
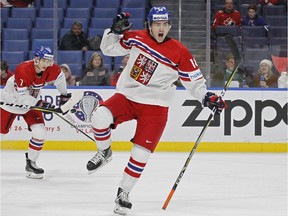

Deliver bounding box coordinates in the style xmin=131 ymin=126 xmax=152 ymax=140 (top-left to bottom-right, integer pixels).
xmin=86 ymin=6 xmax=227 ymax=215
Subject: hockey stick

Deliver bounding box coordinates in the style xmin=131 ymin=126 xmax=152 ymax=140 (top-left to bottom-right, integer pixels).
xmin=162 ymin=35 xmax=241 ymax=210
xmin=54 ymin=112 xmax=95 ymax=142
xmin=0 ymin=91 xmax=83 ymax=114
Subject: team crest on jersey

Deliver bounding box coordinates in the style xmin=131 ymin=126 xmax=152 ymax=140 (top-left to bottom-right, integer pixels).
xmin=130 ymin=54 xmax=158 ymax=85
xmin=70 ymin=91 xmax=103 ymax=123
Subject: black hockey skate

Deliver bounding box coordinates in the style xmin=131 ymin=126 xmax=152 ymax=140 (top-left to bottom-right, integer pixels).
xmin=86 ymin=147 xmax=112 ymax=174
xmin=25 ymin=153 xmax=44 ymax=179
xmin=114 ymin=187 xmax=132 ymax=215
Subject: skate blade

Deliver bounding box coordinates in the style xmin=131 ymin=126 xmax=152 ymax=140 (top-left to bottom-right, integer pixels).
xmin=26 ymin=171 xmax=43 ymax=179
xmin=87 ymin=156 xmax=112 ymax=175
xmin=114 ymin=203 xmax=129 ymax=215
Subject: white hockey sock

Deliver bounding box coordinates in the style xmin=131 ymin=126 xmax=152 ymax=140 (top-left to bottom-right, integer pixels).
xmin=28 ymin=137 xmax=44 ymax=161
xmin=120 ymin=144 xmax=151 ymax=193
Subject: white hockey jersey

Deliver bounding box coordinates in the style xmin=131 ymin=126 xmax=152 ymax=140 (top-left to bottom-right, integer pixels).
xmin=101 ymin=28 xmax=208 ymax=107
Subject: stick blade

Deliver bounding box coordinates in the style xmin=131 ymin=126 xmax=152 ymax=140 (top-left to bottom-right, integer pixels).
xmin=225 ymin=34 xmax=241 ymax=64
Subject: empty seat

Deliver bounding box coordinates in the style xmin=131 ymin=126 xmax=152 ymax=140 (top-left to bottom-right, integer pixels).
xmin=241 ymin=26 xmax=267 ymax=38
xmin=67 ymin=64 xmax=83 ymax=78
xmin=244 ymin=47 xmax=270 ymax=67
xmin=35 ymin=18 xmax=61 ymax=29
xmin=269 ymin=37 xmax=287 ymax=51
xmin=88 ymin=28 xmax=105 ymax=37
xmin=266 ymin=16 xmax=287 ymax=27
xmin=95 ymin=0 xmax=120 ymax=8
xmin=31 ymin=39 xmax=54 ymax=51
xmin=122 ymin=0 xmax=148 ymax=8
xmin=90 ymin=18 xmax=112 ymax=29
xmin=1 ymin=51 xmax=27 ymax=65
xmin=66 ymin=8 xmax=91 ymax=19
xmin=263 ymin=5 xmax=287 ymax=17
xmin=92 ymin=8 xmax=118 ymax=18
xmin=63 ymin=18 xmax=89 ymax=32
xmin=121 ymin=7 xmax=146 ymax=19
xmin=243 ymin=37 xmax=268 ymax=49
xmin=236 ymin=0 xmax=258 ymax=5
xmin=1 ymin=8 xmax=10 ymax=24
xmin=3 ymin=29 xmax=29 ymax=40
xmin=31 ymin=29 xmax=55 ymax=39
xmin=38 ymin=8 xmax=64 ymax=20
xmin=215 ymin=26 xmax=240 ymax=37
xmin=57 ymin=51 xmax=83 ymax=65
xmin=6 ymin=18 xmax=33 ymax=31
xmin=43 ymin=0 xmax=68 ymax=8
xmin=11 ymin=7 xmax=37 ymax=22
xmin=69 ymin=0 xmax=94 ymax=8
xmin=3 ymin=40 xmax=30 ymax=52
xmin=268 ymin=26 xmax=287 ymax=39
xmin=129 ymin=18 xmax=145 ymax=30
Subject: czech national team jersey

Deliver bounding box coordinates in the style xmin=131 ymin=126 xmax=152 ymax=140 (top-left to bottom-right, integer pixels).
xmin=1 ymin=60 xmax=64 ymax=114
xmin=100 ymin=29 xmax=208 ymax=107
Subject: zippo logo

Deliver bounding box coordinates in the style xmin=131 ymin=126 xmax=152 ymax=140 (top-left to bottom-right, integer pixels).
xmin=70 ymin=91 xmax=103 ymax=123
xmin=182 ymin=99 xmax=287 ymax=136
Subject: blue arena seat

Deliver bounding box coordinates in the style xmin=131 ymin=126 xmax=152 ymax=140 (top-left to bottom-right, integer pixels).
xmin=238 ymin=4 xmax=262 ymax=17
xmin=263 ymin=5 xmax=287 ymax=17
xmin=67 ymin=64 xmax=84 ymax=78
xmin=11 ymin=7 xmax=37 ymax=22
xmin=66 ymin=8 xmax=91 ymax=19
xmin=59 ymin=28 xmax=71 ymax=39
xmin=69 ymin=0 xmax=94 ymax=8
xmin=1 ymin=51 xmax=27 ymax=65
xmin=121 ymin=7 xmax=146 ymax=19
xmin=241 ymin=26 xmax=267 ymax=38
xmin=35 ymin=18 xmax=61 ymax=29
xmin=243 ymin=37 xmax=268 ymax=49
xmin=31 ymin=29 xmax=55 ymax=39
xmin=90 ymin=18 xmax=111 ymax=29
xmin=42 ymin=0 xmax=68 ymax=8
xmin=92 ymin=8 xmax=118 ymax=18
xmin=3 ymin=29 xmax=29 ymax=40
xmin=266 ymin=16 xmax=287 ymax=27
xmin=3 ymin=40 xmax=30 ymax=52
xmin=1 ymin=8 xmax=10 ymax=24
xmin=6 ymin=18 xmax=33 ymax=31
xmin=84 ymin=51 xmax=112 ymax=66
xmin=31 ymin=39 xmax=54 ymax=52
xmin=215 ymin=26 xmax=240 ymax=37
xmin=95 ymin=0 xmax=120 ymax=8
xmin=129 ymin=18 xmax=145 ymax=30
xmin=88 ymin=28 xmax=105 ymax=37
xmin=244 ymin=47 xmax=270 ymax=69
xmin=38 ymin=8 xmax=64 ymax=20
xmin=57 ymin=51 xmax=83 ymax=65
xmin=122 ymin=0 xmax=148 ymax=8
xmin=268 ymin=26 xmax=287 ymax=39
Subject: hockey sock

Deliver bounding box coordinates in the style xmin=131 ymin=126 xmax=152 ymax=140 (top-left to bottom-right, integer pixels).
xmin=120 ymin=144 xmax=151 ymax=192
xmin=28 ymin=124 xmax=45 ymax=161
xmin=92 ymin=127 xmax=111 ymax=150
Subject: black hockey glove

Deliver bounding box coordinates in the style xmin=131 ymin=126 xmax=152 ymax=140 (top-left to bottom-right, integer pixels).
xmin=59 ymin=93 xmax=72 ymax=106
xmin=110 ymin=12 xmax=133 ymax=34
xmin=36 ymin=100 xmax=55 ymax=114
xmin=202 ymin=92 xmax=227 ymax=115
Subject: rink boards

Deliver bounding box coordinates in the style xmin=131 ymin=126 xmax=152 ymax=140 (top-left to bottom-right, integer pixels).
xmin=1 ymin=87 xmax=287 ymax=152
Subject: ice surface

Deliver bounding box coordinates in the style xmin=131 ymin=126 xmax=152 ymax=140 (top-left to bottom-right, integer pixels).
xmin=1 ymin=151 xmax=287 ymax=216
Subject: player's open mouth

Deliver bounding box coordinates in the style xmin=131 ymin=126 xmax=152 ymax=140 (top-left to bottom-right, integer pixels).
xmin=158 ymin=33 xmax=164 ymax=37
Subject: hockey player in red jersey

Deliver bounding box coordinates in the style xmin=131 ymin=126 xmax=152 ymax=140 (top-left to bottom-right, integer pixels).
xmin=0 ymin=47 xmax=71 ymax=179
xmin=86 ymin=7 xmax=227 ymax=215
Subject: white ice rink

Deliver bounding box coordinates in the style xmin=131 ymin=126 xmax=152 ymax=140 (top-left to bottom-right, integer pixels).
xmin=1 ymin=150 xmax=287 ymax=216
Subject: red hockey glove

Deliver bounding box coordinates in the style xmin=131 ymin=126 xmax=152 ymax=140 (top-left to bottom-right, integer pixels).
xmin=203 ymin=92 xmax=227 ymax=114
xmin=59 ymin=93 xmax=72 ymax=106
xmin=110 ymin=12 xmax=133 ymax=34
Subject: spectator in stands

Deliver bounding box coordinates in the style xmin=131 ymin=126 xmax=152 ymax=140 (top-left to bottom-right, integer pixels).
xmin=242 ymin=4 xmax=268 ymax=28
xmin=278 ymin=71 xmax=288 ymax=88
xmin=79 ymin=52 xmax=110 ymax=86
xmin=253 ymin=59 xmax=278 ymax=88
xmin=110 ymin=54 xmax=130 ymax=86
xmin=211 ymin=53 xmax=252 ymax=87
xmin=258 ymin=0 xmax=281 ymax=5
xmin=211 ymin=0 xmax=242 ymax=31
xmin=59 ymin=21 xmax=89 ymax=51
xmin=60 ymin=64 xmax=76 ymax=86
xmin=2 ymin=0 xmax=34 ymax=7
xmin=1 ymin=61 xmax=13 ymax=86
